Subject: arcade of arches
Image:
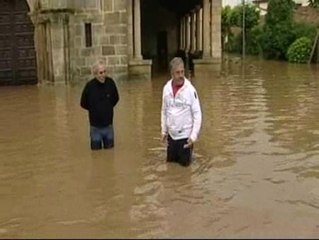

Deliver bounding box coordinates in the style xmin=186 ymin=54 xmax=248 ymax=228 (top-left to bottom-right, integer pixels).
xmin=0 ymin=0 xmax=221 ymax=85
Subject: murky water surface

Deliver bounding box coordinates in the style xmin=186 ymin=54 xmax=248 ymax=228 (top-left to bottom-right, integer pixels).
xmin=1 ymin=57 xmax=319 ymax=238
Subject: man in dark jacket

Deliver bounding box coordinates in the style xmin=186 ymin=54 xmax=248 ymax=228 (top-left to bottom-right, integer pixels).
xmin=80 ymin=61 xmax=119 ymax=150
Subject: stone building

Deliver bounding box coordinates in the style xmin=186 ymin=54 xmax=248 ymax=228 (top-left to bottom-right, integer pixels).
xmin=0 ymin=0 xmax=222 ymax=85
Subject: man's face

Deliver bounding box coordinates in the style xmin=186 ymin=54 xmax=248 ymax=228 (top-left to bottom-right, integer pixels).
xmin=96 ymin=65 xmax=106 ymax=82
xmin=172 ymin=63 xmax=185 ymax=84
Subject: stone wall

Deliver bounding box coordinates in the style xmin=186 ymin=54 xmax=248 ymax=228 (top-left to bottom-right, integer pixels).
xmin=68 ymin=0 xmax=128 ymax=82
xmin=30 ymin=0 xmax=128 ymax=84
xmin=294 ymin=6 xmax=319 ymax=26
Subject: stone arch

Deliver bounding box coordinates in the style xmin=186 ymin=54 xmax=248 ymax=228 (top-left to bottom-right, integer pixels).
xmin=26 ymin=0 xmax=54 ymax=85
xmin=28 ymin=0 xmax=51 ymax=84
xmin=26 ymin=0 xmax=35 ymax=11
xmin=27 ymin=0 xmax=74 ymax=84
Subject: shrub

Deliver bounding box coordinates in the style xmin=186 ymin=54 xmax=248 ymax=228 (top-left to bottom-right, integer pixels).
xmin=224 ymin=33 xmax=242 ymax=53
xmin=287 ymin=37 xmax=313 ymax=63
xmin=246 ymin=26 xmax=262 ymax=55
xmin=259 ymin=23 xmax=295 ymax=60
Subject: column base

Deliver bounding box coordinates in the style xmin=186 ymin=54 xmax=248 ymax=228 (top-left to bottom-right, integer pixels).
xmin=128 ymin=59 xmax=152 ymax=80
xmin=193 ymin=57 xmax=222 ymax=76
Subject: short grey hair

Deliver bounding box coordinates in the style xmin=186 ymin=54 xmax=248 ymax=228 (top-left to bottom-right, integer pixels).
xmin=169 ymin=57 xmax=184 ymax=73
xmin=92 ymin=60 xmax=106 ymax=75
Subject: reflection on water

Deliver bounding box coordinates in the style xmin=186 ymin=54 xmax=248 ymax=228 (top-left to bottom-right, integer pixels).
xmin=1 ymin=57 xmax=319 ymax=238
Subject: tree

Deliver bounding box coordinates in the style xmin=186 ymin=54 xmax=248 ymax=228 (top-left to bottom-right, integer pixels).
xmin=222 ymin=5 xmax=233 ymax=50
xmin=308 ymin=0 xmax=319 ymax=8
xmin=265 ymin=0 xmax=295 ymax=25
xmin=230 ymin=4 xmax=260 ymax=31
xmin=259 ymin=0 xmax=295 ymax=60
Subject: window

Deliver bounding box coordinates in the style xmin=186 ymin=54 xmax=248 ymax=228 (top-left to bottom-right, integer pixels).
xmin=84 ymin=23 xmax=92 ymax=47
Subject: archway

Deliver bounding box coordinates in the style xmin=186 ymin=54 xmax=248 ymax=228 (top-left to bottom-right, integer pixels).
xmin=141 ymin=0 xmax=201 ymax=73
xmin=0 ymin=0 xmax=37 ymax=85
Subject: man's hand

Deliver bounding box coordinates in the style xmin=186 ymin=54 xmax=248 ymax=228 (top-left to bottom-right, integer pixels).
xmin=183 ymin=138 xmax=193 ymax=148
xmin=161 ymin=134 xmax=168 ymax=146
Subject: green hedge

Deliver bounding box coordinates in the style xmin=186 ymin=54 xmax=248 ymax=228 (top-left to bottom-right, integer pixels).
xmin=287 ymin=37 xmax=313 ymax=63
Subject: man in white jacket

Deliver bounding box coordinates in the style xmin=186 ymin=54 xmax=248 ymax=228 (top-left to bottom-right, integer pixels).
xmin=161 ymin=57 xmax=202 ymax=167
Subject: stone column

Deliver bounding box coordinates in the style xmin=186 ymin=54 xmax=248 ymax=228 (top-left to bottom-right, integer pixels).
xmin=45 ymin=21 xmax=54 ymax=82
xmin=193 ymin=0 xmax=222 ymax=74
xmin=183 ymin=16 xmax=187 ymax=51
xmin=196 ymin=6 xmax=202 ymax=52
xmin=202 ymin=0 xmax=210 ymax=58
xmin=133 ymin=0 xmax=142 ymax=60
xmin=211 ymin=0 xmax=222 ymax=59
xmin=63 ymin=17 xmax=71 ymax=84
xmin=127 ymin=0 xmax=133 ymax=60
xmin=33 ymin=27 xmax=46 ymax=83
xmin=185 ymin=14 xmax=191 ymax=53
xmin=190 ymin=10 xmax=196 ymax=53
xmin=128 ymin=0 xmax=152 ymax=80
xmin=50 ymin=15 xmax=67 ymax=83
xmin=180 ymin=17 xmax=184 ymax=50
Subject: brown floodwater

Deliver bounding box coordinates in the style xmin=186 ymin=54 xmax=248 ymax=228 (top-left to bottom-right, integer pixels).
xmin=1 ymin=56 xmax=319 ymax=238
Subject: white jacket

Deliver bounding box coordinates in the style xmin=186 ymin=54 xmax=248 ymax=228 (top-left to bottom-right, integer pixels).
xmin=161 ymin=78 xmax=202 ymax=141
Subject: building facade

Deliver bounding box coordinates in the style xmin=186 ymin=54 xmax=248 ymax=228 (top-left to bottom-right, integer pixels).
xmin=0 ymin=0 xmax=222 ymax=85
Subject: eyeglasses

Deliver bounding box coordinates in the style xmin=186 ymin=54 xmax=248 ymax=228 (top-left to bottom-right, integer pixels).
xmin=99 ymin=70 xmax=106 ymax=74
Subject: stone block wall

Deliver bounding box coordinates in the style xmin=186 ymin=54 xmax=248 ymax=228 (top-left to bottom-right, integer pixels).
xmin=68 ymin=0 xmax=128 ymax=82
xmin=31 ymin=0 xmax=129 ymax=83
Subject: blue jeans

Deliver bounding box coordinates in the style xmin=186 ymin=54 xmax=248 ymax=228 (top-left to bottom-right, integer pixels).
xmin=90 ymin=125 xmax=114 ymax=150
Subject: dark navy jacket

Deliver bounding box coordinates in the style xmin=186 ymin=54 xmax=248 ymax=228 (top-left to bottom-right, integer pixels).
xmin=80 ymin=77 xmax=119 ymax=127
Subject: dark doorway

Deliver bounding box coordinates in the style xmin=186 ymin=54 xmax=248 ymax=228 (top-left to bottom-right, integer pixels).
xmin=0 ymin=0 xmax=37 ymax=85
xmin=157 ymin=31 xmax=168 ymax=71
